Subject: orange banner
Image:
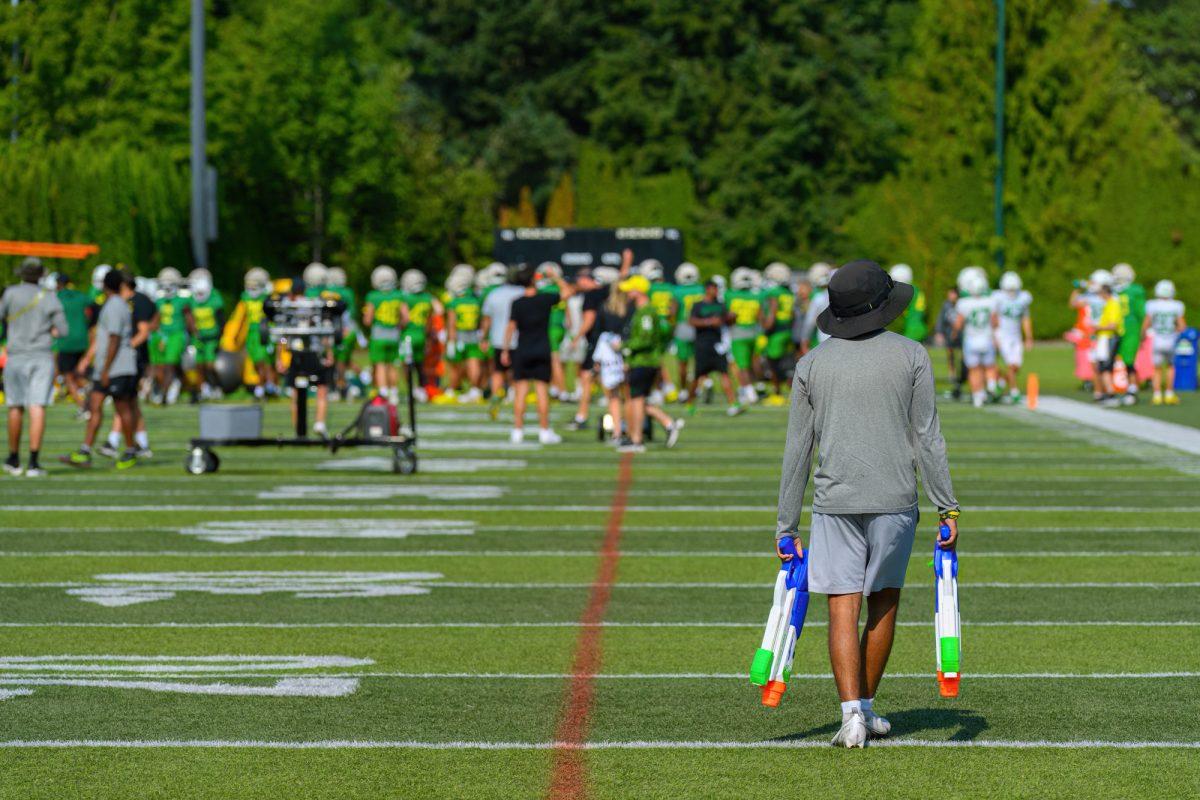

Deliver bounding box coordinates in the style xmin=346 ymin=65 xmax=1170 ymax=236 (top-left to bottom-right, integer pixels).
xmin=0 ymin=241 xmax=100 ymax=260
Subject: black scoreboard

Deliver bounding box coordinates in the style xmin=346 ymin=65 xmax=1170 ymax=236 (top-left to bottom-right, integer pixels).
xmin=492 ymin=227 xmax=685 ymax=279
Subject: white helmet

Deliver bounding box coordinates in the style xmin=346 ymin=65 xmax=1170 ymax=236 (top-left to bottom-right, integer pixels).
xmin=446 ymin=263 xmax=476 ymax=295
xmin=730 ymin=266 xmax=755 ymax=291
xmin=594 ymin=266 xmax=620 ymax=286
xmin=808 ymin=262 xmax=832 ymax=288
xmin=244 ymin=267 xmax=271 ymax=295
xmin=764 ymin=262 xmax=791 ymax=286
xmin=1112 ymin=263 xmax=1135 ymax=290
xmin=1090 ymin=269 xmax=1114 ymax=291
xmin=401 ymin=268 xmax=427 ymax=294
xmin=1154 ymin=279 xmax=1176 ymax=300
xmin=92 ymin=264 xmax=112 ymax=291
xmin=748 ymin=269 xmax=763 ymax=291
xmin=191 ymin=275 xmax=213 ymax=303
xmin=537 ymin=261 xmax=562 ymax=281
xmin=303 ymin=262 xmax=328 ymax=288
xmin=639 ymin=259 xmax=664 ymax=281
xmin=889 ymin=263 xmax=913 ymax=285
xmin=475 ymin=262 xmax=506 ymax=290
xmin=711 ymin=274 xmax=727 ymax=292
xmin=957 ymin=266 xmax=988 ymax=295
xmin=157 ymin=266 xmax=183 ymax=289
xmin=675 ymin=262 xmax=700 ymax=285
xmin=371 ymin=265 xmax=397 ymax=291
xmin=999 ymin=271 xmax=1022 ymax=292
xmin=326 ymin=267 xmax=347 ymax=288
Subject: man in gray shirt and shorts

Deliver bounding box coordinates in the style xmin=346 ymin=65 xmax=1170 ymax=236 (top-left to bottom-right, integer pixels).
xmin=776 ymin=260 xmax=959 ymax=748
xmin=0 ymin=257 xmax=68 ymax=476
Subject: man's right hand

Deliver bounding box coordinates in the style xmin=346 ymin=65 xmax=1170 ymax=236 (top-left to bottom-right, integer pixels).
xmin=776 ymin=536 xmax=801 ymax=561
xmin=938 ymin=517 xmax=958 ymax=550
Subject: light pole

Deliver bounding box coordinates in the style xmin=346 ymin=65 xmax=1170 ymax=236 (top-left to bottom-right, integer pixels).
xmin=190 ymin=0 xmax=208 ymax=269
xmin=993 ymin=0 xmax=1006 ymax=270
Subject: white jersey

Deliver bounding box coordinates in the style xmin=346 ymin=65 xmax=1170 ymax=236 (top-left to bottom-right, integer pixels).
xmin=1080 ymin=292 xmax=1105 ymax=327
xmin=992 ymin=290 xmax=1032 ymax=340
xmin=955 ymin=295 xmax=996 ymax=346
xmin=1145 ymin=298 xmax=1185 ymax=349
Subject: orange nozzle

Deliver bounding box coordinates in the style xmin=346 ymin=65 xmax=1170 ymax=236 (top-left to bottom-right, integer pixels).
xmin=937 ymin=671 xmax=960 ymax=698
xmin=761 ymin=680 xmax=787 ymax=707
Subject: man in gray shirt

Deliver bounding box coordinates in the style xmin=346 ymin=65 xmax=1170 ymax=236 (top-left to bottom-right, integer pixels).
xmin=0 ymin=257 xmax=67 ymax=476
xmin=480 ymin=270 xmax=523 ymax=416
xmin=776 ymin=260 xmax=959 ymax=748
xmin=62 ymin=268 xmax=139 ymax=470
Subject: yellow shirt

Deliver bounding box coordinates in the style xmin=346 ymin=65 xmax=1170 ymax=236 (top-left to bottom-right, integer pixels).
xmin=1096 ymin=297 xmax=1125 ymax=339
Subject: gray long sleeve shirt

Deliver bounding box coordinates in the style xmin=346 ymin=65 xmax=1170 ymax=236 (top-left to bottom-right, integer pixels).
xmin=776 ymin=330 xmax=957 ymax=539
xmin=0 ymin=282 xmax=67 ymax=358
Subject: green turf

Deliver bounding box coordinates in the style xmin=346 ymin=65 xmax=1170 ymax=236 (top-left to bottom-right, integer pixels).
xmin=0 ymin=388 xmax=1196 ymax=798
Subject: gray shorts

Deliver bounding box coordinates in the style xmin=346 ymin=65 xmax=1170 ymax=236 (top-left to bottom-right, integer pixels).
xmin=4 ymin=355 xmax=55 ymax=408
xmin=808 ymin=509 xmax=918 ymax=596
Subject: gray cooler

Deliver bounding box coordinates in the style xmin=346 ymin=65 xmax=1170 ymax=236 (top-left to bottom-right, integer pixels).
xmin=199 ymin=405 xmax=264 ymax=441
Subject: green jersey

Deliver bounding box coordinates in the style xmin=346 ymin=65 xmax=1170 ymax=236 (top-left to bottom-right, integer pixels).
xmin=157 ymin=294 xmax=193 ymax=335
xmin=403 ymin=291 xmax=435 ymax=335
xmin=764 ymin=285 xmax=795 ymax=330
xmin=726 ymin=289 xmax=762 ymax=330
xmin=625 ymin=304 xmax=671 ymax=368
xmin=333 ymin=286 xmax=357 ymax=317
xmin=448 ymin=292 xmax=483 ymax=333
xmin=190 ymin=291 xmax=225 ymax=339
xmin=365 ymin=289 xmax=406 ymax=340
xmin=648 ymin=281 xmax=677 ymax=321
xmin=538 ymin=283 xmax=566 ymax=330
xmin=673 ymin=283 xmax=706 ymax=323
xmin=55 ymin=288 xmax=91 ymax=353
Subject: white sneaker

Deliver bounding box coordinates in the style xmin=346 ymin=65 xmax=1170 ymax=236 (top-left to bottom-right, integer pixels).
xmin=313 ymin=421 xmax=329 ymax=439
xmin=24 ymin=467 xmax=46 ymax=478
xmin=863 ymin=708 xmax=891 ymax=738
xmin=538 ymin=428 xmax=562 ymax=445
xmin=413 ymin=387 xmax=429 ymax=403
xmin=666 ymin=419 xmax=684 ymax=448
xmin=3 ymin=462 xmax=23 ymax=477
xmin=510 ymin=428 xmax=524 ymax=444
xmin=725 ymin=404 xmax=746 ymax=417
xmin=831 ymin=710 xmax=868 ymax=748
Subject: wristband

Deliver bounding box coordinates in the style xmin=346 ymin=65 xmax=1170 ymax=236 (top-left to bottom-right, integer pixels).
xmin=939 ymin=509 xmax=960 ymax=521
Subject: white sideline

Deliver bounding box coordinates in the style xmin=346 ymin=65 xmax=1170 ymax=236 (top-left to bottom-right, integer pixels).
xmin=0 ymin=620 xmax=1194 ymax=629
xmin=1032 ymin=396 xmax=1200 ymax=457
xmin=0 ymin=738 xmax=1193 ymax=750
xmin=5 ymin=671 xmax=1193 ymax=681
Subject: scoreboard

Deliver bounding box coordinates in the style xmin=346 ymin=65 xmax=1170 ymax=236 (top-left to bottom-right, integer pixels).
xmin=492 ymin=227 xmax=685 ymax=279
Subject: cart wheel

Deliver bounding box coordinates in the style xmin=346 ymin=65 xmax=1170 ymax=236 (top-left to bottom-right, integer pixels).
xmin=392 ymin=447 xmax=418 ymax=475
xmin=186 ymin=447 xmax=209 ymax=475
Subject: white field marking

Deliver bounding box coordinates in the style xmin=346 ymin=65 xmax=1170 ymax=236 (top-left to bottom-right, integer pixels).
xmin=409 ymin=423 xmax=518 ymax=435
xmin=6 ymin=671 xmax=1190 ymax=681
xmin=420 ymin=440 xmax=542 ymax=451
xmin=0 ymin=619 xmax=1195 ymax=629
xmin=60 ymin=571 xmax=444 ymax=607
xmin=257 ymin=485 xmax=505 ymax=501
xmin=8 ymin=504 xmax=1200 ymax=513
xmin=6 ymin=549 xmax=1196 ymax=559
xmin=0 ymin=739 xmax=1194 ymax=750
xmin=177 ymin=519 xmax=475 ymax=544
xmin=3 ymin=525 xmax=1196 ymax=536
xmin=1032 ymin=396 xmax=1200 ymax=457
xmin=0 ymin=655 xmax=373 ymax=700
xmin=318 ymin=457 xmax=526 ymax=474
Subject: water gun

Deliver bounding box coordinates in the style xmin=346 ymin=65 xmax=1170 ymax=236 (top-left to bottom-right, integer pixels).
xmin=749 ymin=536 xmax=809 ymax=707
xmin=933 ymin=523 xmax=961 ymax=698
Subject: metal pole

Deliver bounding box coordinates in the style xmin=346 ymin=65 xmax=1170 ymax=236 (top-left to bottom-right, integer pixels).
xmin=993 ymin=0 xmax=1006 ymax=270
xmin=189 ymin=0 xmax=208 ymax=269
xmin=10 ymin=0 xmax=18 ymax=142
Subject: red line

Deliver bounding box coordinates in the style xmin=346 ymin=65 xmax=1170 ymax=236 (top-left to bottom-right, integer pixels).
xmin=546 ymin=453 xmax=633 ymax=800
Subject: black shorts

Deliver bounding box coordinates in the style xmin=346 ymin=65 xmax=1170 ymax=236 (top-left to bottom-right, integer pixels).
xmin=581 ymin=339 xmax=598 ymax=371
xmin=57 ymin=351 xmax=84 ymax=374
xmin=694 ymin=346 xmax=728 ymax=377
xmin=92 ymin=375 xmax=138 ymax=399
xmin=492 ymin=349 xmax=510 ymax=372
xmin=286 ymin=353 xmax=333 ymax=388
xmin=628 ymin=366 xmax=658 ymax=399
xmin=1097 ymin=335 xmax=1121 ymax=374
xmin=512 ymin=350 xmax=551 ymax=383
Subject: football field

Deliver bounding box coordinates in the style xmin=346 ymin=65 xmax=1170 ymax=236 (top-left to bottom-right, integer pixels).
xmin=1 ymin=383 xmax=1198 ymax=798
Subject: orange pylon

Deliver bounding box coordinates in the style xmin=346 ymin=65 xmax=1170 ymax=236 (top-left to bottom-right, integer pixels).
xmin=1026 ymin=373 xmax=1039 ymax=410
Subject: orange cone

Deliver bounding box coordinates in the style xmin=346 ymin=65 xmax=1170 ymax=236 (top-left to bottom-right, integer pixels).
xmin=1026 ymin=373 xmax=1039 ymax=410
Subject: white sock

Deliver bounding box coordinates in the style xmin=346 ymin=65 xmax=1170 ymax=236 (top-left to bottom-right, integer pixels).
xmin=134 ymin=431 xmax=149 ymax=449
xmin=985 ymin=378 xmax=997 ymax=393
xmin=107 ymin=431 xmax=121 ymax=448
xmin=840 ymin=699 xmax=862 ymax=717
xmin=860 ymin=697 xmax=873 ymax=714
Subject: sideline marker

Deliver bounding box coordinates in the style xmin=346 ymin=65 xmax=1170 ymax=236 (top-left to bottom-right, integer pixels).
xmin=1026 ymin=373 xmax=1039 ymax=410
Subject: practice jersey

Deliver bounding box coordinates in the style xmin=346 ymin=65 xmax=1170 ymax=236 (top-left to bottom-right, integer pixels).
xmin=1096 ymin=296 xmax=1124 ymax=339
xmin=648 ymin=282 xmax=677 ymax=321
xmin=764 ymin=285 xmax=794 ymax=331
xmin=1145 ymin=298 xmax=1185 ymax=347
xmin=365 ymin=289 xmax=406 ymax=340
xmin=402 ymin=291 xmax=435 ymax=335
xmin=190 ymin=292 xmax=225 ymax=340
xmin=447 ymin=292 xmax=483 ymax=332
xmin=55 ymin=288 xmax=91 ymax=353
xmin=726 ymin=289 xmax=762 ymax=338
xmin=238 ymin=292 xmax=267 ymax=325
xmin=1080 ymin=292 xmax=1105 ymax=327
xmin=955 ymin=295 xmax=996 ymax=346
xmin=156 ymin=295 xmax=192 ymax=335
xmin=992 ymin=290 xmax=1032 ymax=340
xmin=538 ymin=282 xmax=566 ymax=331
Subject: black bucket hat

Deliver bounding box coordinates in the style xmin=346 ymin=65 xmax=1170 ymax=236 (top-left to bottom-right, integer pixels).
xmin=816 ymin=259 xmax=914 ymax=339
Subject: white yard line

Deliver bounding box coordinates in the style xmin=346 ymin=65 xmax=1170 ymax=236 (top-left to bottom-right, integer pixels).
xmin=0 ymin=620 xmax=1193 ymax=629
xmin=6 ymin=504 xmax=1200 ymax=513
xmin=0 ymin=738 xmax=1193 ymax=750
xmin=0 ymin=549 xmax=1193 ymax=559
xmin=2 ymin=671 xmax=1193 ymax=681
xmin=5 ymin=579 xmax=1200 ymax=589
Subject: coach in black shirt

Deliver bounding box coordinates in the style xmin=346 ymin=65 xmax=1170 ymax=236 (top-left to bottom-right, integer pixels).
xmin=502 ymin=265 xmax=575 ymax=445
